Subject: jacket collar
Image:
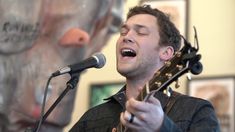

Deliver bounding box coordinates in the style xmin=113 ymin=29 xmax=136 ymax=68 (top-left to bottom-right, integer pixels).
xmin=104 ymin=85 xmax=172 ymax=111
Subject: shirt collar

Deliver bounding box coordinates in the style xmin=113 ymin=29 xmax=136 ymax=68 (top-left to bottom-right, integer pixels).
xmin=104 ymin=86 xmax=126 ymax=109
xmin=104 ymin=85 xmax=172 ymax=111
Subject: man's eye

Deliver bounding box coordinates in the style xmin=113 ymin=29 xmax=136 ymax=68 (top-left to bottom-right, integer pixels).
xmin=136 ymin=29 xmax=148 ymax=35
xmin=120 ymin=28 xmax=128 ymax=35
xmin=137 ymin=31 xmax=148 ymax=35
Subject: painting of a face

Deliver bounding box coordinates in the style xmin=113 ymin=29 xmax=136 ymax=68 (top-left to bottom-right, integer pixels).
xmin=0 ymin=0 xmax=123 ymax=131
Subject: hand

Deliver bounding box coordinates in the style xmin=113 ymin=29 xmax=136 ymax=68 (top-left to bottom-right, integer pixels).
xmin=120 ymin=95 xmax=164 ymax=132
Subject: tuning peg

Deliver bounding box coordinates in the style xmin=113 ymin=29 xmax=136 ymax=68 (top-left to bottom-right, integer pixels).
xmin=175 ymin=79 xmax=180 ymax=88
xmin=155 ymin=71 xmax=161 ymax=76
xmin=163 ymin=87 xmax=171 ymax=97
xmin=165 ymin=73 xmax=172 ymax=79
xmin=176 ymin=64 xmax=183 ymax=70
xmin=164 ymin=61 xmax=171 ymax=67
xmin=187 ymin=72 xmax=191 ymax=80
xmin=175 ymin=51 xmax=181 ymax=57
xmin=155 ymin=81 xmax=162 ymax=87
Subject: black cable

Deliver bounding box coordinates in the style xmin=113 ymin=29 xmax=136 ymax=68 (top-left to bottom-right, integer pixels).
xmin=32 ymin=73 xmax=79 ymax=132
xmin=34 ymin=75 xmax=53 ymax=132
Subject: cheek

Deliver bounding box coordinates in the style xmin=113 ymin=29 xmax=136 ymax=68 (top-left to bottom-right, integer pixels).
xmin=140 ymin=44 xmax=160 ymax=61
xmin=116 ymin=37 xmax=122 ymax=51
xmin=140 ymin=41 xmax=159 ymax=54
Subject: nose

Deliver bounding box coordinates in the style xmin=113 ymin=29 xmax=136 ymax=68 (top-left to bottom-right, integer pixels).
xmin=123 ymin=33 xmax=134 ymax=43
xmin=59 ymin=28 xmax=90 ymax=47
xmin=123 ymin=37 xmax=134 ymax=43
xmin=121 ymin=29 xmax=135 ymax=43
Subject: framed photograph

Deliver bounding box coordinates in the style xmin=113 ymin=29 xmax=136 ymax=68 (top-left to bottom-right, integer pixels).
xmin=139 ymin=0 xmax=189 ymax=38
xmin=89 ymin=82 xmax=124 ymax=108
xmin=187 ymin=76 xmax=235 ymax=132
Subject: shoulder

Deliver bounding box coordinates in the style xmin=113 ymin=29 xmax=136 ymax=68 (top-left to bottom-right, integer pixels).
xmin=165 ymin=91 xmax=220 ymax=131
xmin=81 ymin=99 xmax=123 ymax=121
xmin=79 ymin=100 xmax=122 ymax=126
xmin=169 ymin=91 xmax=217 ymax=120
xmin=174 ymin=92 xmax=213 ymax=108
xmin=70 ymin=100 xmax=122 ymax=131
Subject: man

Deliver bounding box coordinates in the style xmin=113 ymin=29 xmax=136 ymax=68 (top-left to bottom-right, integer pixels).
xmin=0 ymin=0 xmax=124 ymax=131
xmin=70 ymin=5 xmax=220 ymax=132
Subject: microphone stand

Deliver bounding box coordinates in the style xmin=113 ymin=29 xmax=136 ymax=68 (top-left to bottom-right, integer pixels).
xmin=28 ymin=73 xmax=80 ymax=132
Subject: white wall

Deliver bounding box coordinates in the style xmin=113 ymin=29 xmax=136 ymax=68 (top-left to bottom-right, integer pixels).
xmin=189 ymin=0 xmax=235 ymax=75
xmin=65 ymin=0 xmax=235 ymax=131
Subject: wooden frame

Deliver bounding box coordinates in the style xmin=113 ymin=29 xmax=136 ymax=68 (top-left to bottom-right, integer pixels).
xmin=187 ymin=76 xmax=235 ymax=132
xmin=89 ymin=82 xmax=124 ymax=108
xmin=139 ymin=0 xmax=189 ymax=38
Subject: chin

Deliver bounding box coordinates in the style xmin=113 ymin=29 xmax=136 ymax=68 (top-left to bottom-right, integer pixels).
xmin=117 ymin=67 xmax=135 ymax=77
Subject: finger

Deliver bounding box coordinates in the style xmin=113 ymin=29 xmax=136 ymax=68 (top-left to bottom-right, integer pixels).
xmin=146 ymin=95 xmax=161 ymax=106
xmin=126 ymin=98 xmax=149 ymax=113
xmin=126 ymin=112 xmax=143 ymax=126
xmin=120 ymin=112 xmax=136 ymax=127
xmin=120 ymin=112 xmax=142 ymax=129
xmin=122 ymin=111 xmax=132 ymax=123
xmin=126 ymin=99 xmax=153 ymax=121
xmin=124 ymin=111 xmax=142 ymax=125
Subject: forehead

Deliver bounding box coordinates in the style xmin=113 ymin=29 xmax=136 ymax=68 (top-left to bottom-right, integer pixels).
xmin=124 ymin=14 xmax=158 ymax=29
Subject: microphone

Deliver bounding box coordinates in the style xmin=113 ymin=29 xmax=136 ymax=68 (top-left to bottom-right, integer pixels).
xmin=52 ymin=53 xmax=106 ymax=77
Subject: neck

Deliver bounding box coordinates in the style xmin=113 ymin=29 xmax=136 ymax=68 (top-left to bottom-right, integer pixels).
xmin=125 ymin=75 xmax=153 ymax=99
xmin=124 ymin=63 xmax=165 ymax=99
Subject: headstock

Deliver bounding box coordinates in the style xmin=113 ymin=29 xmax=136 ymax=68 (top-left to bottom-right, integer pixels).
xmin=139 ymin=27 xmax=203 ymax=101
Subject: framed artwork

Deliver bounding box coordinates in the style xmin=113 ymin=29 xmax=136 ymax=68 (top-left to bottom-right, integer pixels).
xmin=139 ymin=0 xmax=189 ymax=38
xmin=89 ymin=82 xmax=124 ymax=108
xmin=187 ymin=76 xmax=235 ymax=132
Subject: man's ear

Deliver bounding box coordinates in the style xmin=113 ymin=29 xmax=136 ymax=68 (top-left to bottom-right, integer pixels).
xmin=159 ymin=46 xmax=174 ymax=61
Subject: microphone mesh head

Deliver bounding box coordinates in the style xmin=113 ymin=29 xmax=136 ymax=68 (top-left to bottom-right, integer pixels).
xmin=93 ymin=53 xmax=106 ymax=68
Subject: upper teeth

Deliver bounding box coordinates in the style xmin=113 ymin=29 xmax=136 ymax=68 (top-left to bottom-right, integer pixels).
xmin=121 ymin=48 xmax=136 ymax=57
xmin=122 ymin=49 xmax=134 ymax=54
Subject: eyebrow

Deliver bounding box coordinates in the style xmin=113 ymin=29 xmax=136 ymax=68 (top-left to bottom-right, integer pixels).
xmin=121 ymin=23 xmax=149 ymax=30
xmin=120 ymin=23 xmax=128 ymax=29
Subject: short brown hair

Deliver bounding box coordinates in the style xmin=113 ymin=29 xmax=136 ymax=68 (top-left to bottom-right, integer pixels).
xmin=127 ymin=5 xmax=181 ymax=51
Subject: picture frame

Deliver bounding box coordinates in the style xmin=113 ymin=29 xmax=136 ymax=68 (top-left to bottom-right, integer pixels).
xmin=187 ymin=76 xmax=235 ymax=132
xmin=139 ymin=0 xmax=189 ymax=38
xmin=89 ymin=82 xmax=124 ymax=108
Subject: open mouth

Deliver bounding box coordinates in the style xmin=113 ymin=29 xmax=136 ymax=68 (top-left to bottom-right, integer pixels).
xmin=121 ymin=48 xmax=136 ymax=57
